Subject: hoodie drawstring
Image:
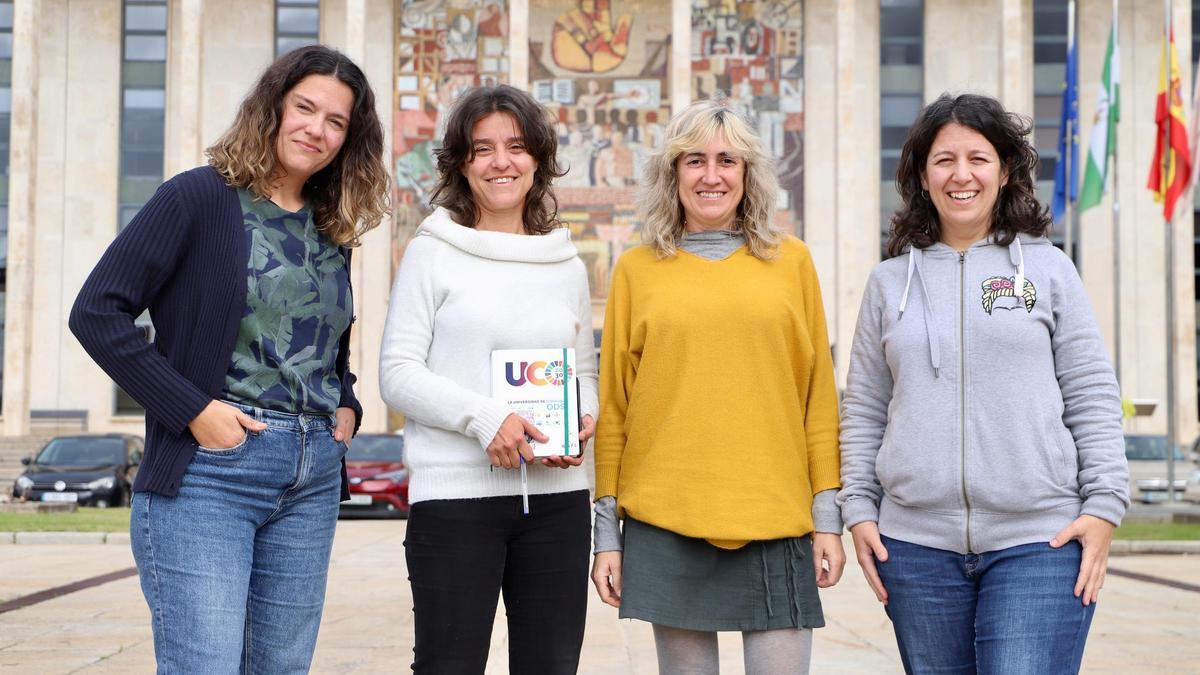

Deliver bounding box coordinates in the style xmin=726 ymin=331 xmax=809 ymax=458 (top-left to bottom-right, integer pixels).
xmin=898 ymin=248 xmax=941 ymax=377
xmin=1010 ymin=236 xmax=1025 ymax=302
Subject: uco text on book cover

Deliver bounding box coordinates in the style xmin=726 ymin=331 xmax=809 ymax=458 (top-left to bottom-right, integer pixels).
xmin=490 ymin=348 xmax=581 ymax=457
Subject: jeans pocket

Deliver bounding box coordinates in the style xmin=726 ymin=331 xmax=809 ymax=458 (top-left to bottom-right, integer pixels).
xmin=325 ymin=426 xmax=349 ymax=457
xmin=196 ymin=432 xmax=249 ymax=455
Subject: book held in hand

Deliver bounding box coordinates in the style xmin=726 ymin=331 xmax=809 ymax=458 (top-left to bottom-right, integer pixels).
xmin=491 ymin=348 xmax=581 ymax=457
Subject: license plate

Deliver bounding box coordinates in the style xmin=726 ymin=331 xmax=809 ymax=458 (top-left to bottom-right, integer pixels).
xmin=346 ymin=494 xmax=373 ymax=506
xmin=42 ymin=492 xmax=78 ymax=503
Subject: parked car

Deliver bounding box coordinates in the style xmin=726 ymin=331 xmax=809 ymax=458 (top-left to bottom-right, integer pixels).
xmin=12 ymin=434 xmax=143 ymax=507
xmin=339 ymin=432 xmax=408 ymax=518
xmin=1123 ymin=434 xmax=1200 ymax=503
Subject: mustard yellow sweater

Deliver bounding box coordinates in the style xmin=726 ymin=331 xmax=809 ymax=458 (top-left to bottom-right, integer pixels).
xmin=594 ymin=238 xmax=841 ymax=548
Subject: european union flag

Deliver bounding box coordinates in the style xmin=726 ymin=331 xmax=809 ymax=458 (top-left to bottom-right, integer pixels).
xmin=1052 ymin=33 xmax=1079 ymax=225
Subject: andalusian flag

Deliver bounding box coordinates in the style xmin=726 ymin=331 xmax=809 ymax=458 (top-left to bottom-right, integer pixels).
xmin=1078 ymin=14 xmax=1118 ymax=211
xmin=1146 ymin=27 xmax=1191 ymax=221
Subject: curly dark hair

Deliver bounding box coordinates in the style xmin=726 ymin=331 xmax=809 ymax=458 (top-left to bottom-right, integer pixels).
xmin=430 ymin=85 xmax=566 ymax=234
xmin=887 ymin=93 xmax=1050 ymax=258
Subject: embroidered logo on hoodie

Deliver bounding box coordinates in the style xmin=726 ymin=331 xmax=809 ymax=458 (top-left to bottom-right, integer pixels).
xmin=981 ymin=276 xmax=1037 ymax=314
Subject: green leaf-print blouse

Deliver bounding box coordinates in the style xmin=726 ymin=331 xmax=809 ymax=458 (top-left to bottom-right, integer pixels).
xmin=222 ymin=188 xmax=351 ymax=414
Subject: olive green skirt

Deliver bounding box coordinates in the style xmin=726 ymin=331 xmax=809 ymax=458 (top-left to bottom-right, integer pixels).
xmin=619 ymin=517 xmax=825 ymax=632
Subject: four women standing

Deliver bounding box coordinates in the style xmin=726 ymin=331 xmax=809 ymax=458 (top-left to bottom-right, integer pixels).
xmin=71 ymin=48 xmax=1128 ymax=673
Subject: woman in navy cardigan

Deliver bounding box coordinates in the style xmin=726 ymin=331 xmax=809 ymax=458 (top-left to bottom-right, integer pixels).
xmin=70 ymin=46 xmax=389 ymax=672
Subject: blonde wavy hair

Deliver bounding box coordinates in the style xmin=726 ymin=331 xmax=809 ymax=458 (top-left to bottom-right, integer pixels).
xmin=206 ymin=45 xmax=390 ymax=247
xmin=640 ymin=97 xmax=782 ymax=260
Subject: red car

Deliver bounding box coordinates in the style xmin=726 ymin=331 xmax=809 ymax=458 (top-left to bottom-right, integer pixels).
xmin=340 ymin=432 xmax=409 ymax=518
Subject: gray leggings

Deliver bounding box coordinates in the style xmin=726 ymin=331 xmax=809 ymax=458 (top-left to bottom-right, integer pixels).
xmin=652 ymin=624 xmax=813 ymax=675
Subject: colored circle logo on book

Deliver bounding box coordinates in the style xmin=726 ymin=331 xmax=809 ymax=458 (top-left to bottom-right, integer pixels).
xmin=544 ymin=360 xmax=574 ymax=385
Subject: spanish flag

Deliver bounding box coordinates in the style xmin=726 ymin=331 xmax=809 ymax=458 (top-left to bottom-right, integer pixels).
xmin=1147 ymin=27 xmax=1191 ymax=222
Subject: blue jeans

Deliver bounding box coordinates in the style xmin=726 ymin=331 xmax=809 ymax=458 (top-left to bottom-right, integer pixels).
xmin=130 ymin=403 xmax=346 ymax=674
xmin=878 ymin=535 xmax=1095 ymax=675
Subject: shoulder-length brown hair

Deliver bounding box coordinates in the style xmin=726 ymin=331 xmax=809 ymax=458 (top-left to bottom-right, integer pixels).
xmin=206 ymin=45 xmax=390 ymax=247
xmin=887 ymin=93 xmax=1049 ymax=258
xmin=429 ymin=85 xmax=566 ymax=234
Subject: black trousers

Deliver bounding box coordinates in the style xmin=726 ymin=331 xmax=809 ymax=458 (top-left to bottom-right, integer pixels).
xmin=404 ymin=489 xmax=591 ymax=674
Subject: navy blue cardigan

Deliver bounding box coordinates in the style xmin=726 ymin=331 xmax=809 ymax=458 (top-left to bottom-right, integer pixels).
xmin=69 ymin=166 xmax=361 ymax=498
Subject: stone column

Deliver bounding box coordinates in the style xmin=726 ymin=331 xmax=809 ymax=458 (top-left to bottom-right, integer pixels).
xmin=165 ymin=0 xmax=204 ymax=175
xmin=833 ymin=0 xmax=881 ymax=386
xmin=333 ymin=0 xmax=394 ymax=432
xmin=924 ymin=0 xmax=998 ymax=97
xmin=671 ymin=0 xmax=690 ymax=116
xmin=2 ymin=0 xmax=40 ymax=435
xmin=999 ymin=0 xmax=1034 ymax=117
xmin=510 ymin=0 xmax=530 ymax=91
xmin=803 ymin=1 xmax=837 ymax=360
xmin=199 ymin=1 xmax=272 ymax=149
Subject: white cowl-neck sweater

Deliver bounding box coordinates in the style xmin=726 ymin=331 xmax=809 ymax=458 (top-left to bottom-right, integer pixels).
xmin=379 ymin=207 xmax=599 ymax=504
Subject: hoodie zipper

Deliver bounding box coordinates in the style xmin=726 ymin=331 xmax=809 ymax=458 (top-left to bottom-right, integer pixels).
xmin=959 ymin=250 xmax=973 ymax=553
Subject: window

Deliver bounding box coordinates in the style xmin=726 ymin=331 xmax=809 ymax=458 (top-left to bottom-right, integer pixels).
xmin=116 ymin=1 xmax=165 ymax=415
xmin=880 ymin=0 xmax=923 ymax=258
xmin=276 ymin=0 xmax=320 ymax=57
xmin=119 ymin=0 xmax=167 ymax=230
xmin=1032 ymin=0 xmax=1069 ymax=252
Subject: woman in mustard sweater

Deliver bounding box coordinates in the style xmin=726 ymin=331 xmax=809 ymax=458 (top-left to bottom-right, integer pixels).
xmin=591 ymin=98 xmax=845 ymax=674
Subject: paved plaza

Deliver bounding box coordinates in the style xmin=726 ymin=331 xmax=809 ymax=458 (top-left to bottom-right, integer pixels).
xmin=1 ymin=521 xmax=1198 ymax=673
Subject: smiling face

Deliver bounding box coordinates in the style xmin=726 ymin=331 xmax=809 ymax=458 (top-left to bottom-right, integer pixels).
xmin=273 ymin=74 xmax=354 ymax=185
xmin=462 ymin=112 xmax=537 ymax=224
xmin=921 ymin=122 xmax=1008 ymax=242
xmin=676 ymin=130 xmax=745 ymax=231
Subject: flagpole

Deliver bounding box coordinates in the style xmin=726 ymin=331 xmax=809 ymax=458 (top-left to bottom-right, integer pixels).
xmin=1163 ymin=0 xmax=1178 ymax=502
xmin=1112 ymin=0 xmax=1121 ymax=387
xmin=1065 ymin=0 xmax=1076 ymax=263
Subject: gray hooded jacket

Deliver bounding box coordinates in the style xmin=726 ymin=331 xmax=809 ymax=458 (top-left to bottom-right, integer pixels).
xmin=838 ymin=234 xmax=1129 ymax=554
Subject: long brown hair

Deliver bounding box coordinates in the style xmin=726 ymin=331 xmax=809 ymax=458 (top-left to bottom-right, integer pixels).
xmin=206 ymin=45 xmax=390 ymax=247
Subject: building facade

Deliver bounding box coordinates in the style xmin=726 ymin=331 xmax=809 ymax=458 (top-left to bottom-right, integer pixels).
xmin=2 ymin=0 xmax=1196 ymax=443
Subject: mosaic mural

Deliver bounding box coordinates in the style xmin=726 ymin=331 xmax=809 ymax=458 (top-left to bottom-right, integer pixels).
xmin=391 ymin=0 xmax=804 ymax=326
xmin=529 ymin=0 xmax=673 ymax=324
xmin=691 ymin=0 xmax=803 ymax=235
xmin=393 ymin=0 xmax=510 ymax=269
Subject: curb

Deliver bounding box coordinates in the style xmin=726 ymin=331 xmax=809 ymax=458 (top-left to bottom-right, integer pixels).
xmin=1110 ymin=539 xmax=1200 ymax=555
xmin=0 ymin=532 xmax=130 ymax=545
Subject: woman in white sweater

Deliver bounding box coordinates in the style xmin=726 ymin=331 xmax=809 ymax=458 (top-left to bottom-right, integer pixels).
xmin=379 ymin=85 xmax=598 ymax=674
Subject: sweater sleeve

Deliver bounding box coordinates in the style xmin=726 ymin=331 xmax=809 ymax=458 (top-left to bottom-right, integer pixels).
xmin=837 ymin=270 xmax=894 ymax=528
xmin=68 ymin=178 xmax=212 ymax=435
xmin=798 ymin=244 xmax=841 ymax=494
xmin=378 ymin=236 xmax=513 ymax=449
xmin=1051 ymin=259 xmax=1129 ymax=526
xmin=593 ymin=255 xmax=634 ymax=499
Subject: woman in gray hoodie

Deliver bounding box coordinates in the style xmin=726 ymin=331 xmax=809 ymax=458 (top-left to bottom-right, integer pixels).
xmin=839 ymin=93 xmax=1129 ymax=674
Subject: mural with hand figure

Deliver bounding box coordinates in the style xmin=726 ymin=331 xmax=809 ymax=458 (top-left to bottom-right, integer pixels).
xmin=551 ymin=0 xmax=634 ymax=73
